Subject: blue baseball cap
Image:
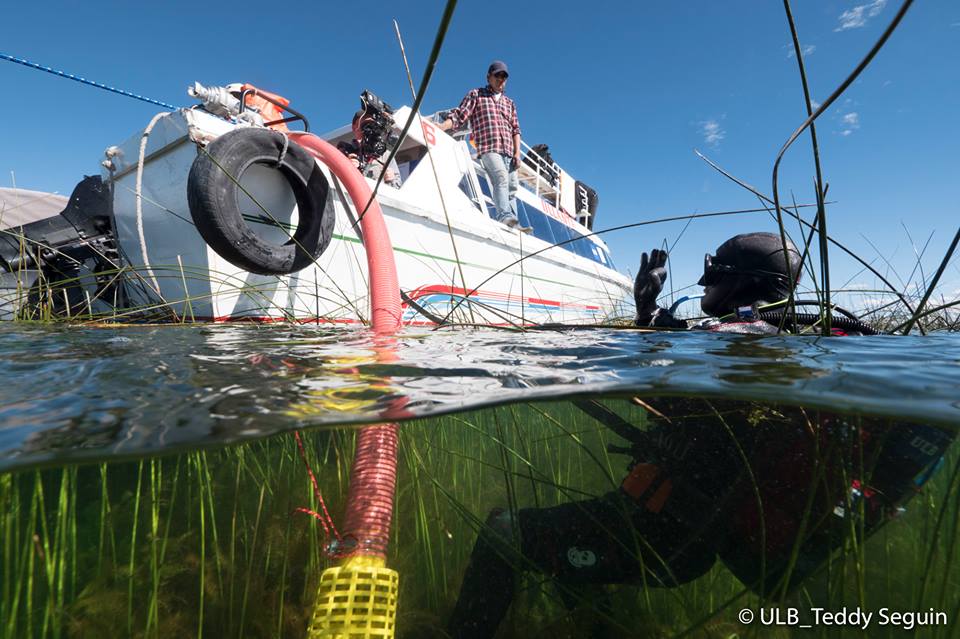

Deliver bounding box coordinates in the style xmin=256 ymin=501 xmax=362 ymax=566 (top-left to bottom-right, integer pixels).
xmin=488 ymin=60 xmax=509 ymax=76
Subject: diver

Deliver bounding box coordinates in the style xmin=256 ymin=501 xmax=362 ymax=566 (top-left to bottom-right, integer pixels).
xmin=633 ymin=231 xmax=880 ymax=335
xmin=445 ymin=232 xmax=945 ymax=639
xmin=445 ymin=395 xmax=954 ymax=638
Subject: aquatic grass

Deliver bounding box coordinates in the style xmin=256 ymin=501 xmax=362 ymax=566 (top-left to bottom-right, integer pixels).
xmin=782 ymin=0 xmax=831 ymax=334
xmin=772 ymin=409 xmax=840 ymax=602
xmin=933 ymin=457 xmax=960 ymax=624
xmin=125 ymin=460 xmax=143 ymax=635
xmin=687 ymin=9 xmax=958 ymax=338
xmin=915 ymin=452 xmax=960 ymax=612
xmin=9 ymin=210 xmax=951 ymax=332
xmin=237 ymin=482 xmax=267 ymax=638
xmin=0 ymin=473 xmax=13 ymax=634
xmin=769 ymin=0 xmax=916 ymax=334
xmin=901 ymin=226 xmax=960 ymax=335
xmin=692 ymin=152 xmax=927 ymax=330
xmin=401 ymin=402 xmax=706 ymax=634
xmin=1 ymin=402 xmax=957 ymax=638
xmin=22 ymin=475 xmax=36 ymax=639
xmin=397 ymin=411 xmax=591 ymax=634
xmin=226 ymin=450 xmax=244 ymax=631
xmin=6 ymin=258 xmax=370 ymax=325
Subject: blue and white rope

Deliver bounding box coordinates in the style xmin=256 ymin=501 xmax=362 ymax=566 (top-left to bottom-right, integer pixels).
xmin=0 ymin=52 xmax=177 ymax=110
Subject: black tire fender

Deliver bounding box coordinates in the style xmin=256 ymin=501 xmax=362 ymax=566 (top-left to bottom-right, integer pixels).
xmin=187 ymin=127 xmax=334 ymax=275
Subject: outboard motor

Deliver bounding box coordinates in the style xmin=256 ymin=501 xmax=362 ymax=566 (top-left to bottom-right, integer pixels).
xmin=0 ymin=176 xmax=126 ymax=318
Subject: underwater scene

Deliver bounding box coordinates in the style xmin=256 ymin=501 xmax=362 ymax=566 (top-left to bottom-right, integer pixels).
xmin=3 ymin=0 xmax=959 ymax=637
xmin=1 ymin=324 xmax=958 ymax=638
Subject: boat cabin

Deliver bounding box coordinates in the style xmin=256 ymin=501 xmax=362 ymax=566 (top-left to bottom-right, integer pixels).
xmin=323 ymin=105 xmax=615 ymax=272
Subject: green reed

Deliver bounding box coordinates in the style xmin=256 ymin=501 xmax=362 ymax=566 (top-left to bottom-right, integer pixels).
xmin=8 ymin=209 xmax=957 ymax=332
xmin=0 ymin=401 xmax=957 ymax=638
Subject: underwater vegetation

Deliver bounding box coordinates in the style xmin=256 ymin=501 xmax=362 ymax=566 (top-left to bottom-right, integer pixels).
xmin=1 ymin=398 xmax=957 ymax=638
xmin=1 ymin=5 xmax=958 ymax=639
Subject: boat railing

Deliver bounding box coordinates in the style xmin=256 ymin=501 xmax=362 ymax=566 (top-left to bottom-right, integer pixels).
xmin=429 ymin=112 xmax=560 ymax=188
xmin=428 ymin=110 xmax=572 ymax=214
xmin=516 ymin=140 xmax=562 ymax=204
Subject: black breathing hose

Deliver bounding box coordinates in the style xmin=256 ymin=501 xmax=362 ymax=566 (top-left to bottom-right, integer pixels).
xmin=757 ymin=311 xmax=883 ymax=335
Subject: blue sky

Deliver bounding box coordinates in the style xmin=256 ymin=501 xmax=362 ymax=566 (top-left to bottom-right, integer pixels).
xmin=2 ymin=1 xmax=958 ymax=314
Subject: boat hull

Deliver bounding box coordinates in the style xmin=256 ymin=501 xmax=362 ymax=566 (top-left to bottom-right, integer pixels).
xmin=11 ymin=109 xmax=634 ymax=326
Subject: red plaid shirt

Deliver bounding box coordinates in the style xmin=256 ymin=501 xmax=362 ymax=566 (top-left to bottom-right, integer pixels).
xmin=449 ymin=86 xmax=521 ymax=157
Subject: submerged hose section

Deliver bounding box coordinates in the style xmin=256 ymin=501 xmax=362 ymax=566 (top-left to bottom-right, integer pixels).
xmin=340 ymin=424 xmax=399 ymax=559
xmin=290 ymin=132 xmax=401 ymax=553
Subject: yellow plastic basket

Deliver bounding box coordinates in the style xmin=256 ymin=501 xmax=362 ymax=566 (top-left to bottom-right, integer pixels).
xmin=307 ymin=556 xmax=399 ymax=639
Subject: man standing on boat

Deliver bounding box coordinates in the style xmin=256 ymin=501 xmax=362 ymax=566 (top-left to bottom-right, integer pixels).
xmin=440 ymin=61 xmax=530 ymax=232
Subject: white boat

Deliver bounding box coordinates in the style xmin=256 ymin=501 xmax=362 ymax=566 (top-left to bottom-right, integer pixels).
xmin=0 ymin=84 xmax=632 ymax=326
xmin=0 ymin=188 xmax=69 ymax=319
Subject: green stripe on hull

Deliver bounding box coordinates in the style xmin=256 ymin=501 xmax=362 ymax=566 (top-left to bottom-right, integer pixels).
xmin=330 ymin=233 xmax=605 ymax=289
xmin=242 ymin=214 xmax=626 ymax=292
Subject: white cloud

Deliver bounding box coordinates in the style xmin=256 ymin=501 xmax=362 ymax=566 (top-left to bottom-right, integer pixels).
xmin=787 ymin=44 xmax=817 ymax=58
xmin=700 ymin=119 xmax=725 ymax=147
xmin=835 ymin=0 xmax=887 ymax=31
xmin=840 ymin=111 xmax=860 ymax=136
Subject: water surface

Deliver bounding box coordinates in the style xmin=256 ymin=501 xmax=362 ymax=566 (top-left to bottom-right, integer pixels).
xmin=2 ymin=323 xmax=958 ymax=471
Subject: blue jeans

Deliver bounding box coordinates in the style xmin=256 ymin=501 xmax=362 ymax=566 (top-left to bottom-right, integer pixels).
xmin=480 ymin=152 xmax=518 ymax=221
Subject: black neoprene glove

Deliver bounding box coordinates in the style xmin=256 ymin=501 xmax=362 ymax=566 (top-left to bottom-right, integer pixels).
xmin=634 ymin=249 xmax=668 ymax=326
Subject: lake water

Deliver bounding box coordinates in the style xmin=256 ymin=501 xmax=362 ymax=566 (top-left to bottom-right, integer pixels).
xmin=2 ymin=324 xmax=959 ymax=471
xmin=1 ymin=323 xmax=958 ymax=638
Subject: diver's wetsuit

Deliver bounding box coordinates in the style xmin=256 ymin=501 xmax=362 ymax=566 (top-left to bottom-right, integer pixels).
xmin=447 ymin=492 xmax=717 ymax=639
xmin=450 ymin=232 xmax=943 ymax=638
xmin=645 ymin=309 xmax=881 ymax=336
xmin=447 ymin=400 xmax=745 ymax=639
xmin=447 ymin=398 xmax=954 ymax=639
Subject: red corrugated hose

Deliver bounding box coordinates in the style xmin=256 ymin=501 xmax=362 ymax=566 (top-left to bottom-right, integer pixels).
xmin=290 ymin=132 xmax=401 ymax=560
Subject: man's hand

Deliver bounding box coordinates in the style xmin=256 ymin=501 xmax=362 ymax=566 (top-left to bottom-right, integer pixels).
xmin=439 ymin=119 xmax=453 ymax=132
xmin=634 ymin=248 xmax=668 ymax=323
